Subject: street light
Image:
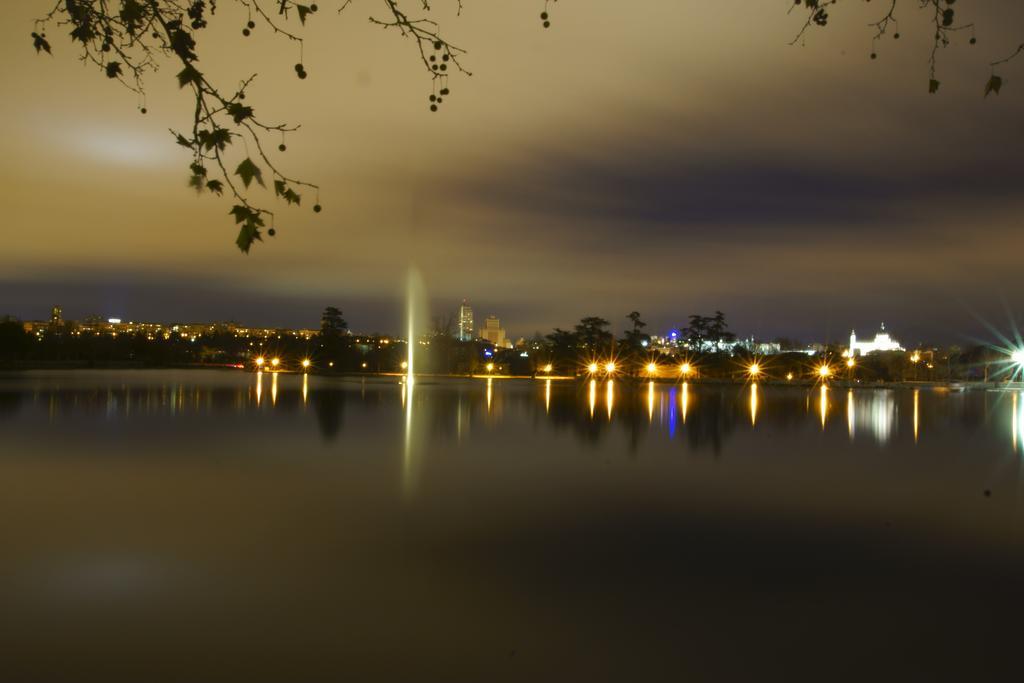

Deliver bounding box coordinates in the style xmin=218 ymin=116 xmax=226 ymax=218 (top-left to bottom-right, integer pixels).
xmin=748 ymin=363 xmax=761 ymax=378
xmin=846 ymin=358 xmax=855 ymax=369
xmin=605 ymin=361 xmax=616 ymax=375
xmin=646 ymin=362 xmax=658 ymax=376
xmin=818 ymin=364 xmax=831 ymax=379
xmin=255 ymin=356 xmax=265 ymax=368
xmin=543 ymin=363 xmax=553 ymax=373
xmin=486 ymin=362 xmax=495 ymax=373
xmin=1012 ymin=349 xmax=1024 ymax=366
xmin=270 ymin=357 xmax=280 ymax=368
xmin=588 ymin=362 xmax=599 ymax=374
xmin=680 ymin=362 xmax=692 ymax=377
xmin=301 ymin=359 xmax=311 ymax=369
xmin=910 ymin=352 xmax=921 ymax=364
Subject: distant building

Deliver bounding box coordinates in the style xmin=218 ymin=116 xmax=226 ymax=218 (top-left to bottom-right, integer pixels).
xmin=457 ymin=300 xmax=474 ymax=341
xmin=479 ymin=315 xmax=510 ymax=349
xmin=50 ymin=305 xmax=62 ymax=327
xmin=848 ymin=323 xmax=904 ymax=357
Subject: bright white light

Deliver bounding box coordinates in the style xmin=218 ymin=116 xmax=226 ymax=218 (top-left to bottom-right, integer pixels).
xmin=107 ymin=318 xmax=121 ymax=324
xmin=1012 ymin=349 xmax=1024 ymax=366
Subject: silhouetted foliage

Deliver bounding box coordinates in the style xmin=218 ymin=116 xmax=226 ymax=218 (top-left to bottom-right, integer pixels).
xmin=683 ymin=311 xmax=735 ymax=350
xmin=320 ymin=306 xmax=348 ymax=336
xmin=790 ymin=0 xmax=1021 ymax=96
xmin=30 ymin=1 xmax=1017 ymax=252
xmin=574 ymin=316 xmax=613 ymax=355
xmin=0 ymin=317 xmax=32 ymax=359
xmin=31 ymin=0 xmax=559 ymax=252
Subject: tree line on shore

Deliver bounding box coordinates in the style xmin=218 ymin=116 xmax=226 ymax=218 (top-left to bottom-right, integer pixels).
xmin=0 ymin=310 xmax=1014 ymax=383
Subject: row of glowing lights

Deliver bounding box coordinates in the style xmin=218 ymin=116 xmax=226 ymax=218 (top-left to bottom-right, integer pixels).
xmin=254 ymin=350 xmax=1024 ymax=376
xmin=582 ymin=351 xmax=1024 ymax=379
xmin=582 ymin=360 xmax=843 ymax=379
xmin=254 ymin=356 xmax=311 ymax=370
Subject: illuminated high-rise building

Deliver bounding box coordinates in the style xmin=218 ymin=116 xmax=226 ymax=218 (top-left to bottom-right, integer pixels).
xmin=458 ymin=299 xmax=474 ymax=341
xmin=479 ymin=315 xmax=510 ymax=349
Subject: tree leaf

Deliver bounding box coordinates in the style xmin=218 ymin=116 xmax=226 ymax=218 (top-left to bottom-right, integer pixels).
xmin=188 ymin=174 xmax=204 ymax=191
xmin=119 ymin=0 xmax=145 ymax=35
xmin=206 ymin=179 xmax=224 ymax=195
xmin=198 ymin=127 xmax=231 ymax=151
xmin=168 ymin=25 xmax=197 ymax=61
xmin=235 ymin=158 xmax=264 ymax=188
xmin=297 ymin=4 xmax=311 ymax=25
xmin=176 ymin=64 xmax=202 ymax=88
xmin=230 ymin=205 xmax=251 ymax=224
xmin=32 ymin=34 xmax=52 ymax=54
xmin=232 ymin=207 xmax=266 ymax=253
xmin=226 ymin=102 xmax=254 ymax=124
xmin=69 ymin=24 xmax=96 ymax=44
xmin=928 ymin=79 xmax=940 ymax=94
xmin=984 ymin=74 xmax=1003 ymax=97
xmin=209 ymin=128 xmax=231 ymax=150
xmin=236 ymin=222 xmax=262 ymax=253
xmin=173 ymin=132 xmax=193 ymax=148
xmin=105 ymin=61 xmax=122 ymax=79
xmin=273 ymin=180 xmax=302 ymax=205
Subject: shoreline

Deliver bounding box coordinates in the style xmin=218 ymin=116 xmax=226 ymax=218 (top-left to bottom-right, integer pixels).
xmin=1 ymin=362 xmax=1020 ymax=391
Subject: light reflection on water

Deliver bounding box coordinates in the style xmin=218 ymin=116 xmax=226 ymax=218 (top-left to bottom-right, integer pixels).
xmin=1012 ymin=390 xmax=1024 ymax=453
xmin=2 ymin=369 xmax=1022 ymax=679
xmin=819 ymin=385 xmax=828 ymax=430
xmin=3 ymin=370 xmax=1022 ymax=456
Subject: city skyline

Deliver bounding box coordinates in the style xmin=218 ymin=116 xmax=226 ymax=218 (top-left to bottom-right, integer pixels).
xmin=9 ymin=298 xmax=1017 ymax=350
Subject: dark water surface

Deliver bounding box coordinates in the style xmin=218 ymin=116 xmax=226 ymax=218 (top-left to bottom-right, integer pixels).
xmin=1 ymin=370 xmax=1022 ymax=681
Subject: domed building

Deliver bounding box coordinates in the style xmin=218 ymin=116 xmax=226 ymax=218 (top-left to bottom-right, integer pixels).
xmin=847 ymin=323 xmax=904 ymax=357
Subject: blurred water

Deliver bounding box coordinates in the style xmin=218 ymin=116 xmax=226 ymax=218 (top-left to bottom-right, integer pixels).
xmin=0 ymin=370 xmax=1021 ymax=681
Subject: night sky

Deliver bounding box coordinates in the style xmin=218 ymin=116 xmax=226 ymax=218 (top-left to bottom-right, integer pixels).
xmin=2 ymin=1 xmax=1022 ymax=344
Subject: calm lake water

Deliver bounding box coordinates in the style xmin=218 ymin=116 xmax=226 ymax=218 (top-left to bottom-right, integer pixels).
xmin=1 ymin=369 xmax=1022 ymax=681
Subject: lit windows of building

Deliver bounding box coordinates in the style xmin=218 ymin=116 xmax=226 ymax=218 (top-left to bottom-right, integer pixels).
xmin=458 ymin=299 xmax=474 ymax=342
xmin=478 ymin=315 xmax=511 ymax=349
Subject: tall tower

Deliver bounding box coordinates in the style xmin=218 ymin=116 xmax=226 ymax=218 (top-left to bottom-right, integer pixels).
xmin=50 ymin=306 xmax=63 ymax=327
xmin=457 ymin=300 xmax=474 ymax=341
